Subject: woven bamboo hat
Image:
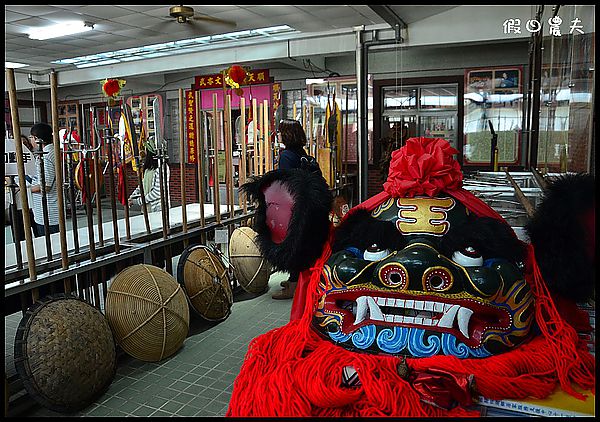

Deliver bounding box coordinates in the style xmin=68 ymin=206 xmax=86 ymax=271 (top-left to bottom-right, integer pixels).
xmin=13 ymin=294 xmax=117 ymax=413
xmin=229 ymin=226 xmax=272 ymax=294
xmin=106 ymin=264 xmax=190 ymax=362
xmin=177 ymin=245 xmax=233 ymax=321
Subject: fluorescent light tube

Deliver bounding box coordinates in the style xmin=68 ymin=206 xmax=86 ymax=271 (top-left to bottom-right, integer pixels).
xmin=5 ymin=62 xmax=29 ymax=68
xmin=28 ymin=21 xmax=93 ymax=40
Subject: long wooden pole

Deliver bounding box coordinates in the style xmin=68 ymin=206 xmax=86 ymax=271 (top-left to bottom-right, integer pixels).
xmin=90 ymin=109 xmax=104 ymax=247
xmin=104 ymin=121 xmax=120 ymax=255
xmin=505 ymin=170 xmax=536 ymax=218
xmin=264 ymin=99 xmax=271 ymax=172
xmin=224 ymin=94 xmax=235 ymax=219
xmin=258 ymin=102 xmax=264 ymax=175
xmin=6 ymin=68 xmax=36 ymax=281
xmin=309 ymin=104 xmax=315 ymax=156
xmin=178 ymin=89 xmax=188 ymax=237
xmin=239 ymin=97 xmax=247 ymax=213
xmin=195 ymin=91 xmax=206 ymax=229
xmin=49 ymin=71 xmax=69 ymax=270
xmin=252 ymin=98 xmax=258 ymax=176
xmin=212 ymin=93 xmax=221 ymax=224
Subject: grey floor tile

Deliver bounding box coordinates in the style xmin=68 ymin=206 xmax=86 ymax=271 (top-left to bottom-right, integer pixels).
xmin=5 ymin=272 xmax=292 ymax=417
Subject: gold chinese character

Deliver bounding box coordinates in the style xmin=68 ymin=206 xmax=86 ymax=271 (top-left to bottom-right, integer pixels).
xmin=257 ymin=72 xmax=265 ymax=81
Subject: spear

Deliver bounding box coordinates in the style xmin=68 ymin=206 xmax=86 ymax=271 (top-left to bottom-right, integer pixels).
xmin=64 ymin=125 xmax=80 ymax=254
xmin=195 ymin=90 xmax=206 ymax=233
xmin=91 ymin=109 xmax=104 ymax=247
xmin=104 ymin=108 xmax=120 ymax=254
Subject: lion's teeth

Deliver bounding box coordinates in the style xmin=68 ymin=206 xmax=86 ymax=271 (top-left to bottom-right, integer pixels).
xmin=457 ymin=307 xmax=473 ymax=338
xmin=353 ymin=296 xmax=368 ymax=325
xmin=438 ymin=304 xmax=460 ymax=328
xmin=367 ymin=297 xmax=384 ymax=321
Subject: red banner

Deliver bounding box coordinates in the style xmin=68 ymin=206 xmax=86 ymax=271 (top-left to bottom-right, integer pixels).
xmin=186 ymin=90 xmax=197 ymax=163
xmin=194 ymin=69 xmax=271 ymax=90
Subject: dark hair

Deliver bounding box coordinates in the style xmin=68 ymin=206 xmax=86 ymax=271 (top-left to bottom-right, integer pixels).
xmin=278 ymin=119 xmax=306 ymax=149
xmin=30 ymin=123 xmax=53 ymax=144
xmin=143 ymin=150 xmax=158 ymax=171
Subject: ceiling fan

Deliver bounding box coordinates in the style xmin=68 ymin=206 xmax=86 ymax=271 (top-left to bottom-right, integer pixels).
xmin=167 ymin=5 xmax=237 ymax=28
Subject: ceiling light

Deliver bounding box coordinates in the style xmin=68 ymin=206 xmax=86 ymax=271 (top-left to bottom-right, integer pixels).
xmin=28 ymin=21 xmax=94 ymax=40
xmin=5 ymin=61 xmax=29 ymax=68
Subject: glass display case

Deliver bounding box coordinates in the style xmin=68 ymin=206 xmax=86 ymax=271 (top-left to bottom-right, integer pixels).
xmin=381 ymin=84 xmax=458 ymax=150
xmin=463 ymin=67 xmax=523 ymax=166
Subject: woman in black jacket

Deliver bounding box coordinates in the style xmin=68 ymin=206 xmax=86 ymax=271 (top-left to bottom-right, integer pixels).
xmin=271 ymin=119 xmax=309 ymax=299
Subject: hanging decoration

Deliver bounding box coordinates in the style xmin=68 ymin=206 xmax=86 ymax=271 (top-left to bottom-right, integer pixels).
xmin=101 ymin=78 xmax=127 ymax=105
xmin=224 ymin=64 xmax=247 ymax=96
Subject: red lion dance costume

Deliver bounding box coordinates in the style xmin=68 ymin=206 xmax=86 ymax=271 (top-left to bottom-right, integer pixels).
xmin=227 ymin=137 xmax=595 ymax=417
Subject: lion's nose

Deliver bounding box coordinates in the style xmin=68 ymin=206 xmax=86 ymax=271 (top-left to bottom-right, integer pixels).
xmin=375 ymin=239 xmax=456 ymax=291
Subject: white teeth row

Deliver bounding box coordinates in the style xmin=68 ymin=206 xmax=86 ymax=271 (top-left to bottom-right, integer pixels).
xmin=352 ymin=295 xmax=473 ymax=338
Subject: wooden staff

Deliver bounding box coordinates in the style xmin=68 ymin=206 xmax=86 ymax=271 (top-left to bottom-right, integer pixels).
xmin=195 ymin=91 xmax=206 ymax=228
xmin=239 ymin=97 xmax=247 ymax=213
xmin=344 ymin=89 xmax=349 ymax=182
xmin=258 ymin=102 xmax=264 ymax=175
xmin=212 ymin=93 xmax=221 ymax=224
xmin=505 ymin=170 xmax=536 ymax=218
xmin=224 ymin=94 xmax=235 ymax=219
xmin=252 ymin=98 xmax=258 ymax=176
xmin=64 ymin=128 xmax=80 ymax=254
xmin=264 ymin=100 xmax=271 ymax=172
xmin=104 ymin=121 xmax=120 ymax=254
xmin=156 ymin=136 xmax=172 ymax=273
xmin=121 ymin=149 xmax=131 ymax=240
xmin=91 ymin=110 xmax=104 ymax=247
xmin=6 ymin=68 xmax=36 ymax=280
xmin=530 ymin=166 xmax=549 ymax=191
xmin=178 ymin=89 xmax=188 ymax=235
xmin=309 ymin=104 xmax=315 ymax=156
xmin=33 ymin=137 xmax=53 ymax=262
xmin=50 ymin=71 xmax=69 ymax=270
xmin=80 ymin=103 xmax=96 ymax=259
xmin=123 ymin=103 xmax=151 ymax=235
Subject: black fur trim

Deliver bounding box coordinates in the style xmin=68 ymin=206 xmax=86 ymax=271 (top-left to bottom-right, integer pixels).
xmin=525 ymin=173 xmax=595 ymax=302
xmin=241 ymin=169 xmax=333 ymax=273
xmin=332 ymin=208 xmax=407 ymax=253
xmin=439 ymin=215 xmax=526 ymax=264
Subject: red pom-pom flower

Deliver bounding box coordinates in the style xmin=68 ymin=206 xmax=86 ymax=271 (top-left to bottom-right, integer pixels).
xmin=383 ymin=137 xmax=463 ymax=198
xmin=228 ymin=65 xmax=247 ymax=85
xmin=101 ymin=78 xmax=126 ymax=99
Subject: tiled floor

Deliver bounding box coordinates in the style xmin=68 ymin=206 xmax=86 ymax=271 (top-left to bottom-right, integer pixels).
xmin=5 ymin=267 xmax=292 ymax=417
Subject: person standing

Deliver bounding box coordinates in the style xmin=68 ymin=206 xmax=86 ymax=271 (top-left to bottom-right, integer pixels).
xmin=25 ymin=123 xmax=60 ymax=238
xmin=271 ymin=119 xmax=308 ymax=300
xmin=128 ymin=145 xmax=168 ymax=213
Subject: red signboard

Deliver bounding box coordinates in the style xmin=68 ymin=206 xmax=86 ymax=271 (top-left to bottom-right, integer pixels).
xmin=193 ymin=69 xmax=271 ymax=90
xmin=185 ymin=90 xmax=197 ymax=163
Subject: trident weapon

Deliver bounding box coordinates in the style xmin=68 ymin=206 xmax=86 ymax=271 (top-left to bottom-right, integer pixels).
xmin=123 ymin=103 xmax=151 ymax=235
xmin=63 ymin=123 xmax=80 ymax=254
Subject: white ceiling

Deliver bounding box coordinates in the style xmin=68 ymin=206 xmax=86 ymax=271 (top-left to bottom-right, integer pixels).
xmin=5 ymin=5 xmax=458 ymax=73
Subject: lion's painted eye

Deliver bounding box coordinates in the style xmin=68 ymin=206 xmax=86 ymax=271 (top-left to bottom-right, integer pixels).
xmin=379 ymin=263 xmax=408 ymax=289
xmin=423 ymin=267 xmax=453 ymax=291
xmin=452 ymin=246 xmax=483 ymax=267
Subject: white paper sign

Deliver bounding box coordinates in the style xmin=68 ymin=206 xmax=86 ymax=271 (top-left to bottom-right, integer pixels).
xmin=5 ymin=138 xmax=36 ymax=177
